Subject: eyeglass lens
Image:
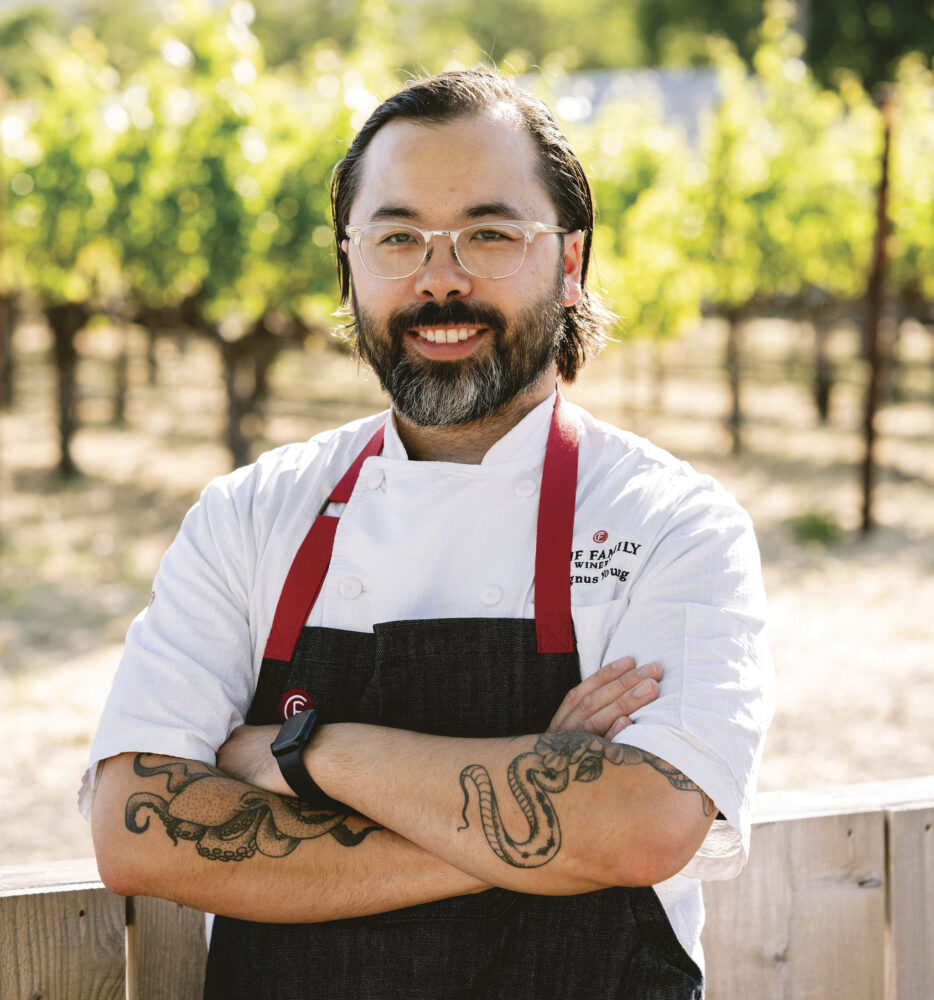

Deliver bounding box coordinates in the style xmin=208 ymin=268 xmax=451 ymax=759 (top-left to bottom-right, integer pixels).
xmin=359 ymin=223 xmax=526 ymax=279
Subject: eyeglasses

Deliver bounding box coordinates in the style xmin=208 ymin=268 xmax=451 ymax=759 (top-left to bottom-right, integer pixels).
xmin=343 ymin=220 xmax=569 ymax=280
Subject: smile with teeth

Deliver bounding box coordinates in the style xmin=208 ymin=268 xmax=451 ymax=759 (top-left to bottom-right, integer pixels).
xmin=414 ymin=327 xmax=484 ymax=343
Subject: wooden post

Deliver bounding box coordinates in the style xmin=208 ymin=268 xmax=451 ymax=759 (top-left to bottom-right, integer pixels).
xmin=703 ymin=809 xmax=886 ymax=998
xmin=0 ymin=858 xmax=125 ymax=1000
xmin=127 ymin=894 xmax=207 ymax=1000
xmin=885 ymin=800 xmax=934 ymax=998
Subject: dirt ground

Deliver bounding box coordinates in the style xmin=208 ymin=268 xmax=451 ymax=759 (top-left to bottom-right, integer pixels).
xmin=2 ymin=316 xmax=933 ymax=865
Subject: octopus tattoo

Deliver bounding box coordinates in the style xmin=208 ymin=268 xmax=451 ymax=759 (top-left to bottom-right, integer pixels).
xmin=125 ymin=755 xmax=379 ymax=861
xmin=459 ymin=732 xmax=715 ymax=868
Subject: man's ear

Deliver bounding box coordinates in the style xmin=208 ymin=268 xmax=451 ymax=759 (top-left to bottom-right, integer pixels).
xmin=340 ymin=238 xmax=355 ymax=315
xmin=562 ymin=230 xmax=584 ymax=307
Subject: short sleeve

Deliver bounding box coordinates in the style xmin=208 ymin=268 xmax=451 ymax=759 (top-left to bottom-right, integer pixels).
xmin=604 ymin=480 xmax=774 ymax=880
xmin=78 ymin=471 xmax=257 ymax=819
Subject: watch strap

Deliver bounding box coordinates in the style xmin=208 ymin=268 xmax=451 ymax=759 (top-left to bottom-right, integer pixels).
xmin=276 ymin=745 xmax=326 ymax=804
xmin=271 ymin=709 xmax=326 ymax=804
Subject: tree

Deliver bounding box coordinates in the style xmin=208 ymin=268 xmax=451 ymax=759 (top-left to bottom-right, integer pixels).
xmin=807 ymin=0 xmax=934 ymax=90
xmin=0 ymin=5 xmax=62 ymax=93
xmin=889 ymin=56 xmax=934 ymax=312
xmin=108 ymin=0 xmax=397 ymax=466
xmin=681 ymin=13 xmax=877 ymax=451
xmin=564 ymin=85 xmax=702 ymax=354
xmin=0 ymin=27 xmax=124 ymax=475
xmin=636 ymin=0 xmax=765 ymax=68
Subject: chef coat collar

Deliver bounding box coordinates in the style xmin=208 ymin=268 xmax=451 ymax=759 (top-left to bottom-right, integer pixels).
xmin=382 ymin=387 xmax=559 ymax=466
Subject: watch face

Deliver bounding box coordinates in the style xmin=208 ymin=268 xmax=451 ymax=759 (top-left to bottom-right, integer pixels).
xmin=273 ymin=709 xmax=317 ymax=754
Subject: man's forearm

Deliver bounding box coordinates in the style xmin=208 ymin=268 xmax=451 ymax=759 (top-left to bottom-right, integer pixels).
xmin=307 ymin=724 xmax=716 ymax=893
xmin=92 ymin=657 xmax=666 ymax=920
xmin=92 ymin=752 xmax=489 ymax=922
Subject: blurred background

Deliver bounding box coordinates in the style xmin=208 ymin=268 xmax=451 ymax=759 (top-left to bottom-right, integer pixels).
xmin=1 ymin=0 xmax=932 ymax=864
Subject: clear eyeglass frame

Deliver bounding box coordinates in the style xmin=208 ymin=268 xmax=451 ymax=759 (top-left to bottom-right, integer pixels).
xmin=343 ymin=220 xmax=569 ymax=280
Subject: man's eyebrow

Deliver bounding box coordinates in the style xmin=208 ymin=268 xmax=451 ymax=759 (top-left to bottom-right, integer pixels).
xmin=464 ymin=201 xmax=523 ymax=220
xmin=368 ymin=205 xmax=419 ymax=222
xmin=366 ymin=201 xmax=525 ymax=224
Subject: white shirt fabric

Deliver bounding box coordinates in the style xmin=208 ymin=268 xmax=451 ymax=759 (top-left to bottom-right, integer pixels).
xmin=80 ymin=390 xmax=774 ymax=965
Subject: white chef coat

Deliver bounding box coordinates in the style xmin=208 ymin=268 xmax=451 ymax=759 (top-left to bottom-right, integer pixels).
xmin=80 ymin=389 xmax=774 ymax=967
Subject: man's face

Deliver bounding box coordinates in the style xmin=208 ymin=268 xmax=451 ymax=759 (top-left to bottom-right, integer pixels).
xmin=343 ymin=112 xmax=583 ymax=427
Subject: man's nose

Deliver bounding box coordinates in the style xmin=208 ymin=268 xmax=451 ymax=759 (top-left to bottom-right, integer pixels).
xmin=412 ymin=236 xmax=472 ymax=300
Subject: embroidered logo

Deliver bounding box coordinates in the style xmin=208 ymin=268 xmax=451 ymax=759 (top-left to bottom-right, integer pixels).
xmin=279 ymin=688 xmax=314 ymax=721
xmin=148 ymin=590 xmax=156 ymax=607
xmin=570 ymin=537 xmax=643 ymax=586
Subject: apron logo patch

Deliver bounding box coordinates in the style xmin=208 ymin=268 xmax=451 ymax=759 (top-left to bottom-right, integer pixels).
xmin=279 ymin=688 xmax=314 ymax=721
xmin=592 ymin=530 xmax=608 ymax=543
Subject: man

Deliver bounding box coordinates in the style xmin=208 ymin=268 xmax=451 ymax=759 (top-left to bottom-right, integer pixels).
xmin=84 ymin=69 xmax=773 ymax=999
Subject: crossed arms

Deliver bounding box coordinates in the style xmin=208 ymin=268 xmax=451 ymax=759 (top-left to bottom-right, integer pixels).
xmin=91 ymin=657 xmax=716 ymax=923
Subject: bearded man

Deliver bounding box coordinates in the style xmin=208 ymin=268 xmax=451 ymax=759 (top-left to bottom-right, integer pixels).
xmin=85 ymin=69 xmax=773 ymax=1000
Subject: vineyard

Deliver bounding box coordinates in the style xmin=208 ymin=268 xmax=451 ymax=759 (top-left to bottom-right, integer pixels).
xmin=2 ymin=312 xmax=934 ymax=864
xmin=1 ymin=0 xmax=934 ymax=864
xmin=1 ymin=2 xmax=933 ymax=517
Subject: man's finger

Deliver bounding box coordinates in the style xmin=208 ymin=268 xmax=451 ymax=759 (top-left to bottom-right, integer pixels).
xmin=573 ymin=673 xmax=659 ymax=737
xmin=547 ymin=658 xmax=662 ymax=733
xmin=547 ymin=658 xmax=635 ymax=731
xmin=576 ymin=661 xmax=662 ymax=718
xmin=605 ymin=715 xmax=632 ymax=739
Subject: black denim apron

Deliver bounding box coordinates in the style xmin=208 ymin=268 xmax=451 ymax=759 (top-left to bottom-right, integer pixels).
xmin=205 ymin=395 xmax=703 ymax=999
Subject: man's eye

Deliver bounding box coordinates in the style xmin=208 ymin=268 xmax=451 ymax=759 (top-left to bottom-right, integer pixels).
xmin=470 ymin=227 xmax=519 ymax=243
xmin=377 ymin=230 xmax=418 ymax=246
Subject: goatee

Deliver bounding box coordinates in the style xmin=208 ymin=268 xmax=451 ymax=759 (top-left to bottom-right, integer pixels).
xmin=352 ymin=277 xmax=566 ymax=428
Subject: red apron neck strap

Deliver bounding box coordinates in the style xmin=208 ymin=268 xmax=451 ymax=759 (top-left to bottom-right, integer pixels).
xmin=330 ymin=423 xmax=385 ymax=504
xmin=263 ymin=393 xmax=580 ymax=663
xmin=534 ymin=389 xmax=579 ymax=654
xmin=264 ymin=420 xmax=386 ymax=662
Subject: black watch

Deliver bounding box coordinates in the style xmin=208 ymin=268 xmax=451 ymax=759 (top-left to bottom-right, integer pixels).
xmin=270 ymin=709 xmax=325 ymax=803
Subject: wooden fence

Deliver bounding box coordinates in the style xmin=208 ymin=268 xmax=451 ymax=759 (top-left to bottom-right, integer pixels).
xmin=2 ymin=776 xmax=932 ymax=999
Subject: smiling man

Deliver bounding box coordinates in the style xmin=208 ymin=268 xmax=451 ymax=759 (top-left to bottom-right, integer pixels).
xmin=346 ymin=112 xmax=572 ymax=440
xmin=85 ymin=70 xmax=773 ymax=999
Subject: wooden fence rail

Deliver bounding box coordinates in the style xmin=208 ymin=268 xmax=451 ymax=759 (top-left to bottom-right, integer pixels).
xmin=2 ymin=777 xmax=932 ymax=999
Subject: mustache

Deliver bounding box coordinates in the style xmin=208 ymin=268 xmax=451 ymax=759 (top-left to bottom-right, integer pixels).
xmin=387 ymin=300 xmax=507 ymax=339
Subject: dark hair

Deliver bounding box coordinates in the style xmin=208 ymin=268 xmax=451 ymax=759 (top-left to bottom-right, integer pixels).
xmin=330 ymin=68 xmax=612 ymax=382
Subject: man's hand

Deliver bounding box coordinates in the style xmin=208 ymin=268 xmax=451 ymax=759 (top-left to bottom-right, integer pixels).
xmin=547 ymin=656 xmax=661 ymax=739
xmin=217 ymin=656 xmax=662 ymax=793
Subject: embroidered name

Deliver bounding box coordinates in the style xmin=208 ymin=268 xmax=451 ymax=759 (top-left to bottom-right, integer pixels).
xmin=570 ymin=538 xmax=642 ymax=586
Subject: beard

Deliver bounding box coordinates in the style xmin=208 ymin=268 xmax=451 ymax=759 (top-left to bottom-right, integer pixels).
xmin=352 ymin=274 xmax=566 ymax=428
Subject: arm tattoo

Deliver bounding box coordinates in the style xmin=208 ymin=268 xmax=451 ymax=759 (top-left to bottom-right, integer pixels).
xmin=124 ymin=754 xmax=380 ymax=862
xmin=459 ymin=732 xmax=715 ymax=869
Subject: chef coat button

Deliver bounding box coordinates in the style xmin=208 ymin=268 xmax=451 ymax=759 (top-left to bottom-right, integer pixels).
xmin=480 ymin=586 xmax=502 ymax=606
xmin=365 ymin=468 xmax=385 ymax=490
xmin=339 ymin=577 xmax=363 ymax=600
xmin=515 ymin=479 xmax=537 ymax=497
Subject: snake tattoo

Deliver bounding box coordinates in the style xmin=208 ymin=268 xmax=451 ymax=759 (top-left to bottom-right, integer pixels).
xmin=458 ymin=732 xmax=714 ymax=868
xmin=125 ymin=754 xmax=379 ymax=861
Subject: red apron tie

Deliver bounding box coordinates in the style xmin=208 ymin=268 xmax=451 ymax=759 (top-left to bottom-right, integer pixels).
xmin=263 ymin=392 xmax=578 ymax=663
xmin=534 ymin=392 xmax=579 ymax=653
